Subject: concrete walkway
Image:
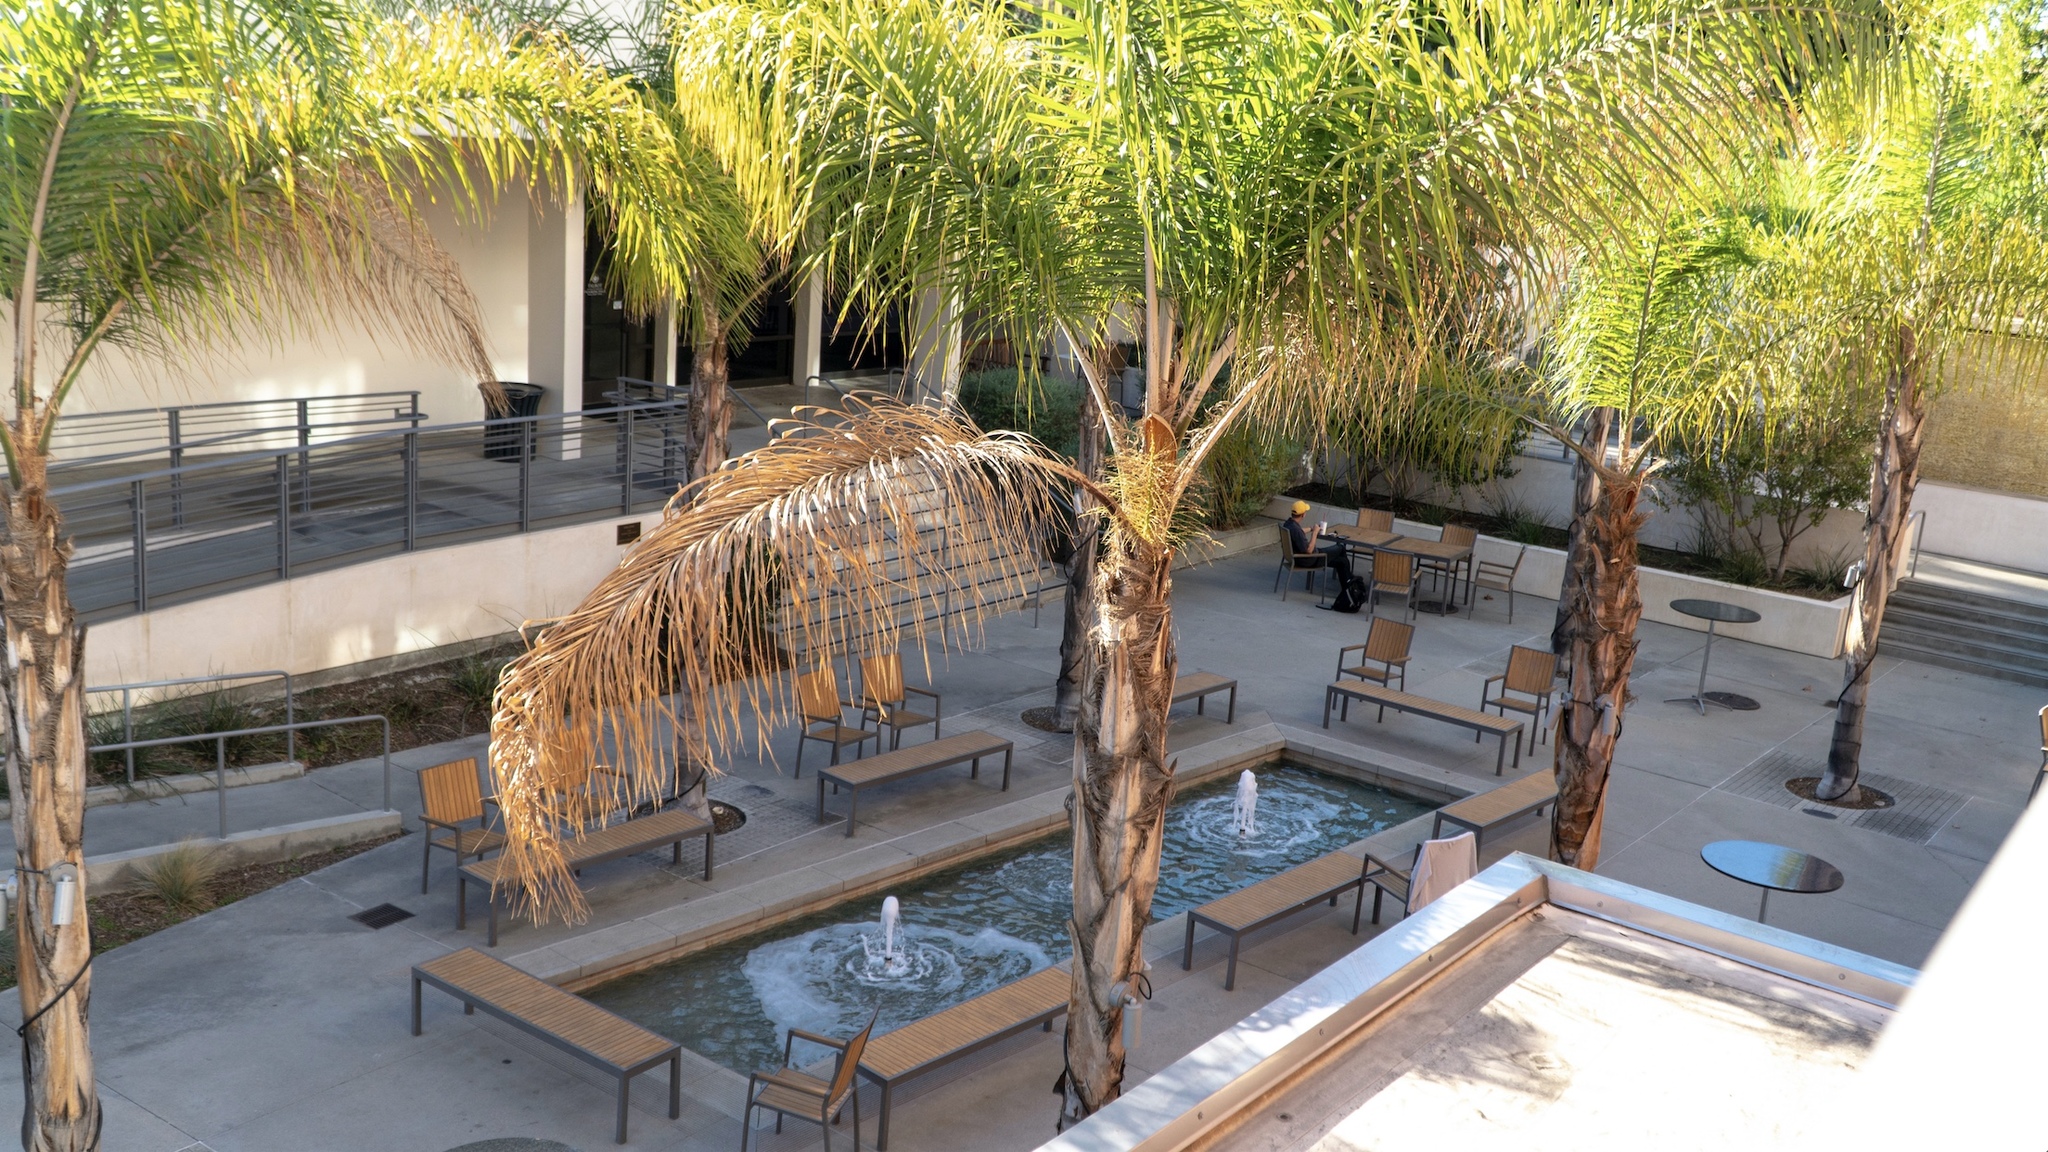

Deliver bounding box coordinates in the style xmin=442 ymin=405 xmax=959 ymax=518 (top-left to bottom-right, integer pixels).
xmin=3 ymin=545 xmax=2038 ymax=1151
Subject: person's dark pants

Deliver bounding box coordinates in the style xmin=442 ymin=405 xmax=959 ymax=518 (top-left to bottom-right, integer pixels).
xmin=1316 ymin=541 xmax=1353 ymax=581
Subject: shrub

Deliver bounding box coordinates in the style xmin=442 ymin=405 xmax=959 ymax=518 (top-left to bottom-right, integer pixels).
xmin=1200 ymin=424 xmax=1300 ymax=530
xmin=168 ymin=687 xmax=269 ymax=765
xmin=449 ymin=653 xmax=508 ymax=721
xmin=135 ymin=840 xmax=222 ymax=916
xmin=955 ymin=369 xmax=1082 ymax=460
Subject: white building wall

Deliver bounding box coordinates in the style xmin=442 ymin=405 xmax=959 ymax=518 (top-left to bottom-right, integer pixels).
xmin=1 ymin=187 xmax=536 ymax=437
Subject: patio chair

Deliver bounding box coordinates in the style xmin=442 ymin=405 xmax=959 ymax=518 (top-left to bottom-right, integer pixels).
xmin=1438 ymin=523 xmax=1478 ymax=600
xmin=1273 ymin=522 xmax=1330 ymax=602
xmin=1337 ymin=617 xmax=1414 ymax=692
xmin=742 ymin=1009 xmax=877 ymax=1152
xmin=796 ymin=665 xmax=880 ymax=778
xmin=856 ymin=652 xmax=942 ymax=749
xmin=2033 ymin=705 xmax=2047 ymax=804
xmin=416 ymin=758 xmax=504 ymax=894
xmin=1368 ymin=549 xmax=1416 ymax=620
xmin=1479 ymin=645 xmax=1559 ymax=756
xmin=1355 ymin=507 xmax=1394 ymax=533
xmin=1472 ymin=544 xmax=1528 ymax=623
xmin=1363 ymin=832 xmax=1479 ymax=922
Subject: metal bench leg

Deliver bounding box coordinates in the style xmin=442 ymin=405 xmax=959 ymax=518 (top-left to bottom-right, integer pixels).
xmin=969 ymin=754 xmax=979 ymax=780
xmin=411 ymin=975 xmax=422 ymax=1035
xmin=421 ymin=833 xmax=433 ymax=894
xmin=1228 ymin=686 xmax=1236 ymax=723
xmin=1195 ymin=694 xmax=1203 ymax=716
xmin=1001 ymin=748 xmax=1012 ymax=791
xmin=488 ymin=894 xmax=499 ymax=947
xmin=845 ymin=789 xmax=858 ymax=838
xmin=1495 ymin=735 xmax=1506 ymax=776
xmin=616 ymin=1072 xmax=630 ymax=1144
xmin=1352 ymin=885 xmax=1366 ymax=933
xmin=1322 ymin=688 xmax=1334 ymax=728
xmin=1182 ymin=914 xmax=1197 ymax=970
xmin=673 ymin=839 xmax=682 ymax=865
xmin=1225 ymin=936 xmax=1241 ymax=991
xmin=879 ymin=1083 xmax=894 ymax=1151
xmin=817 ymin=776 xmax=826 ymax=823
xmin=704 ymin=830 xmax=715 ymax=880
xmin=670 ymin=1053 xmax=682 ymax=1119
xmin=1371 ymin=884 xmax=1385 ymax=925
xmin=456 ymin=874 xmax=468 ymax=930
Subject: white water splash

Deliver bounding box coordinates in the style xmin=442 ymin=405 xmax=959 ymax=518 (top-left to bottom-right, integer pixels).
xmin=880 ymin=896 xmax=902 ymax=967
xmin=1232 ymin=770 xmax=1259 ymax=838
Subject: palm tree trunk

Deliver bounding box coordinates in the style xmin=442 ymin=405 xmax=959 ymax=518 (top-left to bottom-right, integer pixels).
xmin=1 ymin=439 xmax=102 ymax=1151
xmin=1053 ymin=384 xmax=1104 ymax=730
xmin=688 ymin=288 xmax=731 ymax=482
xmin=1818 ymin=331 xmax=1926 ymax=801
xmin=1551 ymin=409 xmax=1612 ymax=658
xmin=1061 ymin=543 xmax=1176 ymax=1123
xmin=1551 ymin=460 xmax=1645 ymax=870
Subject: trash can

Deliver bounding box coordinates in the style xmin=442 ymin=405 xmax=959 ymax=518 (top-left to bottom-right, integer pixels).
xmin=483 ymin=383 xmax=545 ymax=460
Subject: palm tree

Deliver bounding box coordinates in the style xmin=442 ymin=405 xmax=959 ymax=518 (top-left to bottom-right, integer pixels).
xmin=1 ymin=3 xmax=688 ymax=1143
xmin=1791 ymin=11 xmax=2048 ymax=800
xmin=481 ymin=0 xmax=1886 ymax=1126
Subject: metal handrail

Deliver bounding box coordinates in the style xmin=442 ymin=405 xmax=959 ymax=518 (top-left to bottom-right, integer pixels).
xmin=88 ymin=670 xmax=296 ymax=785
xmin=1904 ymin=508 xmax=1928 ymax=579
xmin=85 ymin=714 xmax=390 ymax=840
xmin=42 ymin=391 xmax=425 ymax=473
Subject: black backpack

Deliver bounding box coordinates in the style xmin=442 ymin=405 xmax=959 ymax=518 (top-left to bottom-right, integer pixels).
xmin=1329 ymin=575 xmax=1369 ymax=613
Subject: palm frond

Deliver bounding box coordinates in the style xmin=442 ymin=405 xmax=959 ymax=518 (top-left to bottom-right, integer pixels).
xmin=486 ymin=396 xmax=1075 ymax=921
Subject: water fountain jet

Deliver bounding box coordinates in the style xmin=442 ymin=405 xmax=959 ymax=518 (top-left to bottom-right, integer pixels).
xmin=880 ymin=896 xmax=902 ymax=960
xmin=1232 ymin=770 xmax=1259 ymax=838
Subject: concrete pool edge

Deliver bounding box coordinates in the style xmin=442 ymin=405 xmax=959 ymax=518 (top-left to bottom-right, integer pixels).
xmin=519 ymin=722 xmax=1490 ymax=991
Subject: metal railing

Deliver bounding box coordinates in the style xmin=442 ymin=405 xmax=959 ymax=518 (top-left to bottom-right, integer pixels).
xmin=1903 ymin=508 xmax=1929 ymax=580
xmin=89 ymin=670 xmax=296 ymax=785
xmin=42 ymin=392 xmax=425 ymax=474
xmin=84 ymin=714 xmax=391 ymax=840
xmin=54 ymin=394 xmax=691 ymax=621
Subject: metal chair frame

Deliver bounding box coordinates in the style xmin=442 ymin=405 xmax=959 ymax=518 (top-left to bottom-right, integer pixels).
xmin=1368 ymin=549 xmax=1417 ymax=621
xmin=1337 ymin=616 xmax=1414 ymax=692
xmin=1472 ymin=544 xmax=1528 ymax=623
xmin=416 ymin=757 xmax=503 ymax=894
xmin=742 ymin=1010 xmax=878 ymax=1152
xmin=1273 ymin=522 xmax=1331 ymax=602
xmin=796 ymin=665 xmax=880 ymax=778
xmin=1480 ymin=645 xmax=1559 ymax=756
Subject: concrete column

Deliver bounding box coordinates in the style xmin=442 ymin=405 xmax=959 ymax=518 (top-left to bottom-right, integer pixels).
xmin=908 ymin=278 xmax=963 ymax=406
xmin=791 ymin=270 xmax=824 ymax=397
xmin=654 ymin=300 xmax=681 ymax=391
xmin=527 ymin=186 xmax=584 ymax=457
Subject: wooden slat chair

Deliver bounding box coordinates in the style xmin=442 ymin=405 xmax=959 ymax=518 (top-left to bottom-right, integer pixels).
xmin=2034 ymin=705 xmax=2047 ymax=804
xmin=417 ymin=758 xmax=504 ymax=893
xmin=1437 ymin=523 xmax=1478 ymax=601
xmin=1273 ymin=523 xmax=1330 ymax=601
xmin=797 ymin=665 xmax=880 ymax=778
xmin=1355 ymin=507 xmax=1394 ymax=532
xmin=1337 ymin=617 xmax=1414 ymax=692
xmin=856 ymin=652 xmax=942 ymax=749
xmin=743 ymin=1009 xmax=878 ymax=1152
xmin=1479 ymin=645 xmax=1559 ymax=756
xmin=1369 ymin=549 xmax=1417 ymax=620
xmin=1473 ymin=544 xmax=1528 ymax=622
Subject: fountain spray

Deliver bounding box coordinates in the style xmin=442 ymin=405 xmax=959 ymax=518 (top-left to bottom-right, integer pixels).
xmin=880 ymin=896 xmax=901 ymax=960
xmin=1232 ymin=770 xmax=1259 ymax=838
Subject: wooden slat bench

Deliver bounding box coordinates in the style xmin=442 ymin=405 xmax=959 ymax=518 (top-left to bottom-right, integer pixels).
xmin=1432 ymin=770 xmax=1557 ymax=851
xmin=1323 ymin=681 xmax=1525 ymax=775
xmin=817 ymin=730 xmax=1013 ymax=837
xmin=1181 ymin=850 xmax=1372 ymax=990
xmin=458 ymin=806 xmax=714 ymax=945
xmin=1171 ymin=672 xmax=1237 ymax=723
xmin=858 ymin=964 xmax=1070 ymax=1149
xmin=411 ymin=947 xmax=680 ymax=1145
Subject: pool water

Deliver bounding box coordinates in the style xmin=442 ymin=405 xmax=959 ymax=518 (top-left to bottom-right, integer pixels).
xmin=586 ymin=762 xmax=1434 ymax=1072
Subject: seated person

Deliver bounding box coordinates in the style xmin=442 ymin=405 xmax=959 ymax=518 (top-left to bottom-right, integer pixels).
xmin=1285 ymin=500 xmax=1353 ymax=582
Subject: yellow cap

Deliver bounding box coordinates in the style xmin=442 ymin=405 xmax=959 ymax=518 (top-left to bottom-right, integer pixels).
xmin=1291 ymin=500 xmax=1311 ymax=515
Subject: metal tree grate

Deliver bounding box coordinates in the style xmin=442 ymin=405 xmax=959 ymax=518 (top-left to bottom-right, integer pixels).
xmin=1718 ymin=750 xmax=1969 ymax=845
xmin=350 ymin=902 xmax=415 ymax=930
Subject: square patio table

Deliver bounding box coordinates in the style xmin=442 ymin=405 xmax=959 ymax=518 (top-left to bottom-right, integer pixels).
xmin=1389 ymin=537 xmax=1473 ymax=614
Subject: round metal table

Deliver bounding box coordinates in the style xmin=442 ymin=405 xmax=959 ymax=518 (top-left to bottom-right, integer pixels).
xmin=1665 ymin=598 xmax=1763 ymax=713
xmin=1700 ymin=839 xmax=1843 ymax=924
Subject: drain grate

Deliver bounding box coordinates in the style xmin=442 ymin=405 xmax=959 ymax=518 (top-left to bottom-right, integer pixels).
xmin=1719 ymin=751 xmax=1968 ymax=844
xmin=350 ymin=902 xmax=415 ymax=930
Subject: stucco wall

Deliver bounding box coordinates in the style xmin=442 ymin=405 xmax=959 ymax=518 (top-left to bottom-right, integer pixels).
xmin=0 ymin=189 xmax=535 ymax=443
xmin=84 ymin=514 xmax=649 ymax=688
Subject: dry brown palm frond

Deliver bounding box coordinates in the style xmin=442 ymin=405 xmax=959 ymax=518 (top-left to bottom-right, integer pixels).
xmin=486 ymin=395 xmax=1079 ymax=922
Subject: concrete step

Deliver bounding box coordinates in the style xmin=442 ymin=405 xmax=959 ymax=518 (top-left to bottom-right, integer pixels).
xmin=1880 ymin=575 xmax=2048 ymax=688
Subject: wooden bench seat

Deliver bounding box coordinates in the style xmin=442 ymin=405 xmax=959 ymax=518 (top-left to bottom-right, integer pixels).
xmin=411 ymin=947 xmax=680 ymax=1144
xmin=458 ymin=806 xmax=714 ymax=945
xmin=1433 ymin=771 xmax=1557 ymax=850
xmin=1323 ymin=681 xmax=1526 ymax=775
xmin=1181 ymin=850 xmax=1371 ymax=990
xmin=817 ymin=730 xmax=1013 ymax=837
xmin=858 ymin=964 xmax=1070 ymax=1149
xmin=1171 ymin=672 xmax=1237 ymax=723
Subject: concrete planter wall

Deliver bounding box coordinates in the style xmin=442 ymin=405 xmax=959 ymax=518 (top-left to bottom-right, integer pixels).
xmin=1264 ymin=496 xmax=1853 ymax=658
